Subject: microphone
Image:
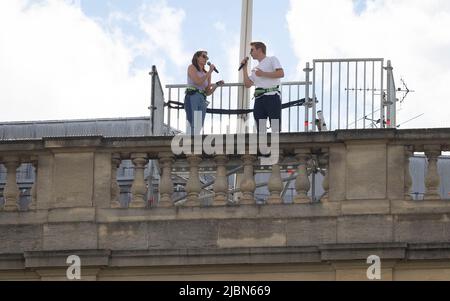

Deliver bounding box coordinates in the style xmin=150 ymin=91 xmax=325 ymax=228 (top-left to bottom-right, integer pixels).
xmin=207 ymin=62 xmax=219 ymax=73
xmin=238 ymin=57 xmax=249 ymax=71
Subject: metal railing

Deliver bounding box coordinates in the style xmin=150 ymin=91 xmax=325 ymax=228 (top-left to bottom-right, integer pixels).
xmin=312 ymin=58 xmax=390 ymax=131
xmin=165 ymin=81 xmax=311 ymax=134
xmin=150 ymin=58 xmax=397 ymax=134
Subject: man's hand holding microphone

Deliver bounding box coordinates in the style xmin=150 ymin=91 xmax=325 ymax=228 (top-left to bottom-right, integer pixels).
xmin=238 ymin=57 xmax=249 ymax=71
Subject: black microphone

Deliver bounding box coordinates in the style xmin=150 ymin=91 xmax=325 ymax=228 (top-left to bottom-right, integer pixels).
xmin=238 ymin=57 xmax=249 ymax=71
xmin=207 ymin=62 xmax=219 ymax=73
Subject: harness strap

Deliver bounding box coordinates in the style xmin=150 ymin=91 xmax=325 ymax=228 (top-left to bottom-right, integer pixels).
xmin=254 ymin=86 xmax=280 ymax=98
xmin=164 ymin=98 xmax=311 ymax=114
xmin=185 ymin=87 xmax=207 ymax=97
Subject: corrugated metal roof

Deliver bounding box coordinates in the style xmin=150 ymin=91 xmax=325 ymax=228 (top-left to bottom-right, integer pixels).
xmin=0 ymin=117 xmax=177 ymax=139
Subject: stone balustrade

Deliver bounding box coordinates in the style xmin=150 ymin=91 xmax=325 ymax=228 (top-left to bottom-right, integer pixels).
xmin=0 ymin=129 xmax=449 ymax=212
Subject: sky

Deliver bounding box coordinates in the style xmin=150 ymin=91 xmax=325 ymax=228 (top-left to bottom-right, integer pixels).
xmin=0 ymin=0 xmax=450 ymax=129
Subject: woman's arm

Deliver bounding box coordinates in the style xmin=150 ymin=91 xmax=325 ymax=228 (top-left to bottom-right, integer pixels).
xmin=205 ymin=80 xmax=225 ymax=96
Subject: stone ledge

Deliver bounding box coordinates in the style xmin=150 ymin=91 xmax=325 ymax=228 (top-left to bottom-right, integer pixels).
xmin=109 ymin=246 xmax=322 ymax=267
xmin=391 ymin=200 xmax=450 ymax=215
xmin=47 ymin=207 xmax=96 ymax=223
xmin=3 ymin=243 xmax=450 ymax=270
xmin=340 ymin=199 xmax=391 ymax=215
xmin=407 ymin=243 xmax=450 ymax=260
xmin=96 ymin=203 xmax=340 ymax=223
xmin=43 ymin=136 xmax=103 ymax=149
xmin=4 ymin=200 xmax=450 ymax=226
xmin=0 ymin=140 xmax=44 ymax=152
xmin=1 ymin=128 xmax=450 ymax=154
xmin=0 ymin=254 xmax=25 ymax=270
xmin=319 ymin=243 xmax=407 ymax=261
xmin=0 ymin=210 xmax=48 ymax=225
xmin=24 ymin=250 xmax=110 ymax=268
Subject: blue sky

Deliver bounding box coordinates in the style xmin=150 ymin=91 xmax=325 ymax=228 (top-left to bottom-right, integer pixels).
xmin=1 ymin=0 xmax=450 ymax=129
xmin=77 ymin=0 xmax=366 ymax=81
xmin=79 ymin=0 xmax=368 ymax=79
xmin=80 ymin=0 xmax=299 ymax=82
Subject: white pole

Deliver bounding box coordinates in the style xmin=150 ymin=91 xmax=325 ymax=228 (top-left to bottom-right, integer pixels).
xmin=386 ymin=60 xmax=396 ymax=128
xmin=237 ymin=0 xmax=253 ymax=133
xmin=234 ymin=0 xmax=253 ymax=204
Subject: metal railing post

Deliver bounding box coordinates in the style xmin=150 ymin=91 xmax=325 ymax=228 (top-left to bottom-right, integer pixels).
xmin=149 ymin=66 xmax=157 ymax=136
xmin=385 ymin=60 xmax=395 ymax=128
xmin=304 ymin=62 xmax=312 ymax=132
xmin=380 ymin=59 xmax=385 ymax=128
xmin=168 ymin=88 xmax=172 ymax=131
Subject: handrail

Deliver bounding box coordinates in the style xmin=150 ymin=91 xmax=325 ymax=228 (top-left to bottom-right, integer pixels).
xmin=166 ymin=81 xmax=311 ymax=89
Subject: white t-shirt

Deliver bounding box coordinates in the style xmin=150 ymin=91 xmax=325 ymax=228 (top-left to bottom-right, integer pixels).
xmin=249 ymin=56 xmax=283 ymax=96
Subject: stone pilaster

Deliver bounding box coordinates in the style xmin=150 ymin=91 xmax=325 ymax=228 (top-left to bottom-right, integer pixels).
xmin=110 ymin=153 xmax=121 ymax=208
xmin=3 ymin=156 xmax=20 ymax=211
xmin=319 ymin=152 xmax=329 ymax=203
xmin=29 ymin=156 xmax=38 ymax=210
xmin=404 ymin=146 xmax=413 ymax=200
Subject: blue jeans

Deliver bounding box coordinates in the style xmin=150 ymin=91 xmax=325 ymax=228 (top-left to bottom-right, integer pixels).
xmin=184 ymin=92 xmax=207 ymax=135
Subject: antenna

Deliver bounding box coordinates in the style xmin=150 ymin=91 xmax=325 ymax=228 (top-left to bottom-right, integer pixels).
xmin=345 ymin=77 xmax=416 ymax=128
xmin=396 ymin=113 xmax=424 ymax=128
xmin=398 ymin=78 xmax=415 ymax=103
xmin=344 ymin=78 xmax=414 ymax=104
xmin=348 ymin=107 xmax=404 ymax=128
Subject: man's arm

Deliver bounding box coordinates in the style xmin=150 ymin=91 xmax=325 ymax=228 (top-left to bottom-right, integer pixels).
xmin=240 ymin=58 xmax=254 ymax=88
xmin=243 ymin=69 xmax=254 ymax=88
xmin=255 ymin=68 xmax=284 ymax=79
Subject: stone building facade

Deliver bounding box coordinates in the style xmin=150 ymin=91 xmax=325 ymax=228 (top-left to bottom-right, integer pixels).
xmin=1 ymin=126 xmax=450 ymax=280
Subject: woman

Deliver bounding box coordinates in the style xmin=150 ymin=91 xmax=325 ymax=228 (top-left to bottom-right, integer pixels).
xmin=185 ymin=50 xmax=224 ymax=135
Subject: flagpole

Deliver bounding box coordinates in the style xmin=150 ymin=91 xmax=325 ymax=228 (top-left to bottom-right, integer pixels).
xmin=237 ymin=0 xmax=253 ymax=133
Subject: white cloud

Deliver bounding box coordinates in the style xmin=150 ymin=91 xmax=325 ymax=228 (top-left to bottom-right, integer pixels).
xmin=287 ymin=0 xmax=450 ymax=128
xmin=138 ymin=0 xmax=189 ymax=68
xmin=0 ymin=0 xmax=185 ymax=122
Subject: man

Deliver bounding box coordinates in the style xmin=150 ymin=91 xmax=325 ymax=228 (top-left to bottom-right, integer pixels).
xmin=241 ymin=41 xmax=284 ymax=133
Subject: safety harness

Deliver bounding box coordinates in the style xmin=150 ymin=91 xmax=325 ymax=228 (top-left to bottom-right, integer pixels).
xmin=254 ymin=86 xmax=280 ymax=98
xmin=185 ymin=87 xmax=207 ymax=98
xmin=165 ymin=97 xmax=317 ymax=114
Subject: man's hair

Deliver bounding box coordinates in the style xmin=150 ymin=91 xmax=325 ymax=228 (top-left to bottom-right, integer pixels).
xmin=250 ymin=42 xmax=266 ymax=55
